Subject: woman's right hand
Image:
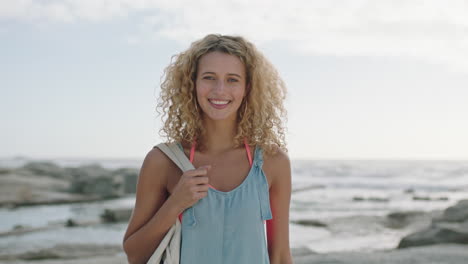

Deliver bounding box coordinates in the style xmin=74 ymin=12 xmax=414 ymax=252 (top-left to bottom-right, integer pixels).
xmin=169 ymin=165 xmax=211 ymax=212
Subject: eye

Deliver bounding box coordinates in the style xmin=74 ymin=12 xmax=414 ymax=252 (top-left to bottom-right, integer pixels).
xmin=203 ymin=76 xmax=215 ymax=80
xmin=228 ymin=78 xmax=239 ymax=83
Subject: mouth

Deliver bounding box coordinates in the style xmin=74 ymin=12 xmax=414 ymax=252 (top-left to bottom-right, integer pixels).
xmin=208 ymin=99 xmax=231 ymax=109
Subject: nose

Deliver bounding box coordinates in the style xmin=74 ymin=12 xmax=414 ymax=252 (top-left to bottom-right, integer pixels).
xmin=214 ymin=79 xmax=226 ymax=92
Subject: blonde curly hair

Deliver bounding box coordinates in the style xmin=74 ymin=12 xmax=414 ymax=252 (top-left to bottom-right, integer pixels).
xmin=157 ymin=34 xmax=287 ymax=155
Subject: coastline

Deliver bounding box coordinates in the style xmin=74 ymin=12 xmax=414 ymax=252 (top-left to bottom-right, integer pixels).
xmin=1 ymin=243 xmax=467 ymax=264
xmin=1 ymin=160 xmax=468 ymax=263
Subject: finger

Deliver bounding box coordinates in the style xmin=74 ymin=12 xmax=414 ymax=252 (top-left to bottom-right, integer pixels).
xmin=185 ymin=168 xmax=209 ymax=177
xmin=197 ymin=165 xmax=211 ymax=171
xmin=187 ymin=176 xmax=208 ymax=186
xmin=192 ymin=176 xmax=209 ymax=185
xmin=194 ymin=184 xmax=210 ymax=192
xmin=192 ymin=165 xmax=212 ymax=176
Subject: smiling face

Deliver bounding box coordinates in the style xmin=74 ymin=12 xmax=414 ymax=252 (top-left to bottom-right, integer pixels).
xmin=195 ymin=51 xmax=247 ymax=122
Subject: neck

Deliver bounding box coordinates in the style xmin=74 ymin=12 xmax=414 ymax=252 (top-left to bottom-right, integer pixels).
xmin=200 ymin=117 xmax=239 ymax=154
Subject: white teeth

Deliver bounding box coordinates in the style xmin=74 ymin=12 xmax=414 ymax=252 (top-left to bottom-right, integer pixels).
xmin=209 ymin=99 xmax=230 ymax=105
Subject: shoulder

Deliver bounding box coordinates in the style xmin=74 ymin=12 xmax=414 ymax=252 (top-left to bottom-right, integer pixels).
xmin=261 ymin=145 xmax=291 ymax=187
xmin=145 ymin=144 xmax=171 ymax=168
xmin=262 ymin=145 xmax=290 ymax=168
xmin=140 ymin=144 xmax=181 ymax=185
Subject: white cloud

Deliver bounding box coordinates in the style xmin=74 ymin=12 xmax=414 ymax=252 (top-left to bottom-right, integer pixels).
xmin=1 ymin=0 xmax=467 ymax=72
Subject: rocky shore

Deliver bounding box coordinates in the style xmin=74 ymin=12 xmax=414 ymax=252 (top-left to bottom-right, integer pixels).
xmin=0 ymin=161 xmax=138 ymax=208
xmin=0 ymin=199 xmax=466 ymax=263
xmin=293 ymin=243 xmax=468 ymax=264
xmin=1 ymin=243 xmax=467 ymax=264
xmin=1 ymin=161 xmax=468 ymax=263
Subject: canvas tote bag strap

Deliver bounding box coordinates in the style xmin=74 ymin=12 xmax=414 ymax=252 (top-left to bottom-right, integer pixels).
xmin=155 ymin=142 xmax=195 ymax=172
xmin=155 ymin=142 xmax=198 ymax=226
xmin=147 ymin=142 xmax=190 ymax=264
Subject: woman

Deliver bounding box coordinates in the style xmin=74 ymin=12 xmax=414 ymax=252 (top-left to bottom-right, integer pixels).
xmin=123 ymin=34 xmax=292 ymax=264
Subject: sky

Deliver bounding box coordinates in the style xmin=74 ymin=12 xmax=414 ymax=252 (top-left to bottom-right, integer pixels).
xmin=1 ymin=0 xmax=468 ymax=160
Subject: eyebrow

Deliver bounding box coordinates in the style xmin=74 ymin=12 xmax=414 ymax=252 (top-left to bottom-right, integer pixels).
xmin=202 ymin=72 xmax=243 ymax=79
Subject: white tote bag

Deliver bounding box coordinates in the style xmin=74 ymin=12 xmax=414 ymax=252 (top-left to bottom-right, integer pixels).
xmin=148 ymin=218 xmax=181 ymax=264
xmin=147 ymin=142 xmax=195 ymax=264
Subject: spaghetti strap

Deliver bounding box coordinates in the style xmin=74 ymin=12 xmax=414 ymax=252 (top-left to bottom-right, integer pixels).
xmin=190 ymin=140 xmax=196 ymax=163
xmin=244 ymin=138 xmax=253 ymax=167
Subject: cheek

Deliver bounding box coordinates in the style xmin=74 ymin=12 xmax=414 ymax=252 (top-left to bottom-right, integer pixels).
xmin=234 ymin=86 xmax=246 ymax=100
xmin=195 ymin=83 xmax=208 ymax=100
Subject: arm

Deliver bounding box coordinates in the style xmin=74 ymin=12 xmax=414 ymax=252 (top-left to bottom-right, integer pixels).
xmin=122 ymin=148 xmax=183 ymax=264
xmin=264 ymin=148 xmax=293 ymax=264
xmin=122 ymin=147 xmax=210 ymax=264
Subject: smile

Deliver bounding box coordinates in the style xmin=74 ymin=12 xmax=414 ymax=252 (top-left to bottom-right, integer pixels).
xmin=208 ymin=99 xmax=231 ymax=109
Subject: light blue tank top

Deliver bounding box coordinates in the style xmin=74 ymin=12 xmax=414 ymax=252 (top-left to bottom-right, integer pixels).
xmin=177 ymin=143 xmax=273 ymax=264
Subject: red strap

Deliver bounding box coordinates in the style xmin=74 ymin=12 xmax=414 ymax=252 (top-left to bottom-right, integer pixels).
xmin=190 ymin=140 xmax=196 ymax=163
xmin=244 ymin=138 xmax=253 ymax=167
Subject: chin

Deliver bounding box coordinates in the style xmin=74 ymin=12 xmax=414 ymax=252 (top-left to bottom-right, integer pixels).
xmin=202 ymin=112 xmax=237 ymax=122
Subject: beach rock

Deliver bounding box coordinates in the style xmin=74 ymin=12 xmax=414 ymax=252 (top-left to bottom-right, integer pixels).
xmin=353 ymin=196 xmax=389 ymax=202
xmin=294 ymin=244 xmax=468 ymax=264
xmin=0 ymin=170 xmax=99 ymax=208
xmin=0 ymin=243 xmax=122 ymax=261
xmin=68 ymin=165 xmax=137 ymax=198
xmin=3 ymin=244 xmax=468 ymax=264
xmin=0 ymin=167 xmax=11 ymax=174
xmin=398 ymin=200 xmax=468 ymax=248
xmin=413 ymin=195 xmax=449 ymax=201
xmin=353 ymin=196 xmax=365 ymax=201
xmin=384 ymin=211 xmax=429 ymax=229
xmin=15 ymin=250 xmax=61 ymax=260
xmin=433 ymin=199 xmax=468 ymax=223
xmin=100 ymin=208 xmax=133 ymax=223
xmin=0 ymin=160 xmax=139 ymax=207
xmin=69 ymin=175 xmax=121 ymax=198
xmin=21 ymin=161 xmax=67 ymax=179
xmin=398 ymin=221 xmax=468 ymax=248
xmin=113 ymin=168 xmax=138 ymax=194
xmin=0 ymin=225 xmax=52 ymax=238
xmin=291 ymin=219 xmax=328 ymax=227
xmin=65 ymin=218 xmax=78 ymax=227
xmin=413 ymin=195 xmax=431 ymax=201
xmin=65 ymin=164 xmax=111 ymax=179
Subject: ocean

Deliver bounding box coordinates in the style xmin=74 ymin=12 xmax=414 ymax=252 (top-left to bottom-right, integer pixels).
xmin=1 ymin=158 xmax=467 ymax=255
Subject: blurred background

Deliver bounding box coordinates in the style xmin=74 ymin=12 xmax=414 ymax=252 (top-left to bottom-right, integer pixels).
xmin=1 ymin=0 xmax=468 ymax=263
